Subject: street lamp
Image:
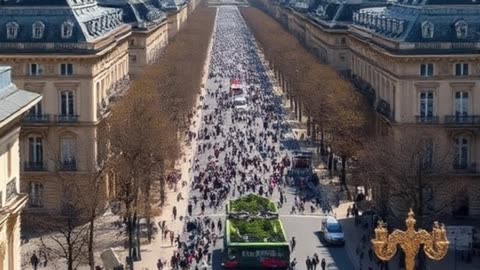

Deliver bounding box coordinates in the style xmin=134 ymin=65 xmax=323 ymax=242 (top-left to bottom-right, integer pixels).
xmin=371 ymin=209 xmax=449 ymax=270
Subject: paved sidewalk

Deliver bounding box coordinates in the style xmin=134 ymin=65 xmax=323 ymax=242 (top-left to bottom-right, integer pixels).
xmin=116 ymin=8 xmax=219 ymax=270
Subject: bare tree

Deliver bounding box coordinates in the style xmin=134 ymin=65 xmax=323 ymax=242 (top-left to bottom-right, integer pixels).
xmin=354 ymin=129 xmax=462 ymax=228
xmin=38 ymin=182 xmax=89 ymax=270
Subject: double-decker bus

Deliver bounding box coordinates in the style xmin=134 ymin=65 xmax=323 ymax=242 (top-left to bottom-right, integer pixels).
xmin=222 ymin=195 xmax=290 ymax=269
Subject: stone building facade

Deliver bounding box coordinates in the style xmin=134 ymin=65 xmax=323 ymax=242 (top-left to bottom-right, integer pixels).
xmin=0 ymin=66 xmax=41 ymax=270
xmin=349 ymin=0 xmax=480 ymax=217
xmin=155 ymin=0 xmax=189 ymax=40
xmin=0 ymin=0 xmax=132 ymax=212
xmin=98 ymin=0 xmax=169 ymax=76
xmin=260 ymin=0 xmax=480 ymax=218
xmin=259 ymin=0 xmax=385 ymax=75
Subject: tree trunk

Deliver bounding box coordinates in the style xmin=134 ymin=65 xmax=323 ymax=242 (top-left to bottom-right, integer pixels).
xmin=306 ymin=115 xmax=311 ymax=137
xmin=328 ymin=149 xmax=334 ymax=178
xmin=128 ymin=215 xmax=134 ymax=270
xmin=320 ymin=127 xmax=325 ymax=156
xmin=68 ymin=234 xmax=73 ymax=270
xmin=88 ymin=216 xmax=95 ymax=270
xmin=298 ymin=101 xmax=302 ymax=122
xmin=341 ymin=155 xmax=347 ymax=187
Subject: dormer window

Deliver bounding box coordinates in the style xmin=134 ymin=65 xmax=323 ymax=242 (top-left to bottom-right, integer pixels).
xmin=32 ymin=21 xmax=45 ymax=39
xmin=6 ymin=22 xmax=19 ymax=39
xmin=455 ymin=20 xmax=468 ymax=39
xmin=61 ymin=20 xmax=74 ymax=39
xmin=421 ymin=21 xmax=434 ymax=39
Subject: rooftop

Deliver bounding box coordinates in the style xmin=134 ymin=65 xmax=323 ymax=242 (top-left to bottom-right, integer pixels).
xmin=0 ymin=66 xmax=41 ymax=128
xmin=0 ymin=0 xmax=130 ymax=53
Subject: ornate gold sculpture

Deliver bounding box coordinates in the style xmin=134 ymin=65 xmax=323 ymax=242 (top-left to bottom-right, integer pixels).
xmin=371 ymin=209 xmax=449 ymax=270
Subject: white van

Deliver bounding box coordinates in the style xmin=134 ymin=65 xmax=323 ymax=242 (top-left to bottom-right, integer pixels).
xmin=233 ymin=96 xmax=248 ymax=110
xmin=322 ymin=216 xmax=345 ymax=246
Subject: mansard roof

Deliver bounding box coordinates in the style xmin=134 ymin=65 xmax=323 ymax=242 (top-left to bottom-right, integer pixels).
xmin=0 ymin=66 xmax=41 ymax=127
xmin=98 ymin=0 xmax=166 ymax=30
xmin=351 ymin=0 xmax=480 ymax=52
xmin=154 ymin=0 xmax=187 ymax=11
xmin=0 ymin=0 xmax=130 ymax=53
xmin=295 ymin=0 xmax=387 ymax=29
xmin=395 ymin=0 xmax=480 ymax=5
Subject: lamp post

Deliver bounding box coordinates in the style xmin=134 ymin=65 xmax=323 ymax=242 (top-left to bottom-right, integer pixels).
xmin=371 ymin=209 xmax=449 ymax=270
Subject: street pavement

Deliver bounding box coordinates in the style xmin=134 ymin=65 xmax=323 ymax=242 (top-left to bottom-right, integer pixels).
xmin=169 ymin=6 xmax=353 ymax=270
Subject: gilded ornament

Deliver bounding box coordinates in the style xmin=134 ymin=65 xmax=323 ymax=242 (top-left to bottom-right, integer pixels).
xmin=371 ymin=209 xmax=449 ymax=270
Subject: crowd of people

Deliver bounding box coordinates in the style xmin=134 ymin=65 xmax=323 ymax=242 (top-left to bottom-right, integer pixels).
xmin=157 ymin=7 xmax=331 ymax=270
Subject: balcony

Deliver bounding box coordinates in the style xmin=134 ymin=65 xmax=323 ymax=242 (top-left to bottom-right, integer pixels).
xmin=24 ymin=161 xmax=46 ymax=171
xmin=453 ymin=163 xmax=478 ymax=174
xmin=24 ymin=114 xmax=50 ymax=123
xmin=55 ymin=114 xmax=79 ymax=123
xmin=444 ymin=115 xmax=480 ymax=126
xmin=415 ymin=115 xmax=439 ymax=124
xmin=58 ymin=160 xmax=77 ymax=171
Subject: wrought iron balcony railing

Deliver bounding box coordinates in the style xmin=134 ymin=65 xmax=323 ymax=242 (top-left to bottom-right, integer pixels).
xmin=444 ymin=115 xmax=480 ymax=125
xmin=453 ymin=162 xmax=477 ymax=174
xmin=415 ymin=115 xmax=439 ymax=124
xmin=58 ymin=160 xmax=77 ymax=171
xmin=55 ymin=114 xmax=79 ymax=123
xmin=24 ymin=114 xmax=50 ymax=123
xmin=24 ymin=161 xmax=46 ymax=171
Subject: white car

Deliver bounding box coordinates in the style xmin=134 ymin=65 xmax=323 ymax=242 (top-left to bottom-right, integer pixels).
xmin=322 ymin=216 xmax=345 ymax=246
xmin=233 ymin=96 xmax=248 ymax=110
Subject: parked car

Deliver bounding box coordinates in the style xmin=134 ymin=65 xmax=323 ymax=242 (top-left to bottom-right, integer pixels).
xmin=322 ymin=216 xmax=345 ymax=246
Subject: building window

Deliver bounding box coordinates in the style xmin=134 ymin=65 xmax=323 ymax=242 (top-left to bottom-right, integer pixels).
xmin=60 ymin=90 xmax=75 ymax=116
xmin=29 ymin=63 xmax=44 ymax=76
xmin=60 ymin=63 xmax=73 ymax=76
xmin=60 ymin=137 xmax=76 ymax=170
xmin=61 ymin=20 xmax=74 ymax=39
xmin=419 ymin=91 xmax=434 ymax=121
xmin=28 ymin=136 xmax=43 ymax=165
xmin=420 ymin=64 xmax=434 ymax=77
xmin=6 ymin=22 xmax=19 ymax=39
xmin=32 ymin=21 xmax=45 ymax=39
xmin=454 ymin=136 xmax=470 ymax=169
xmin=421 ymin=21 xmax=434 ymax=39
xmin=455 ymin=91 xmax=469 ymax=117
xmin=28 ymin=182 xmax=43 ymax=208
xmin=455 ymin=63 xmax=469 ymax=76
xmin=455 ymin=20 xmax=468 ymax=39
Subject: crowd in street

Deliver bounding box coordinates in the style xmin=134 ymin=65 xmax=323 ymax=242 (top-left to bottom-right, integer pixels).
xmin=156 ymin=7 xmax=331 ymax=270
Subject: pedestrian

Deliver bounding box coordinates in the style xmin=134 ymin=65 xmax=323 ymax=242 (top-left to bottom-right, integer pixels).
xmin=321 ymin=258 xmax=326 ymax=270
xmin=312 ymin=253 xmax=319 ymax=270
xmin=290 ymin=236 xmax=296 ymax=251
xmin=169 ymin=231 xmax=174 ymax=246
xmin=306 ymin=256 xmax=312 ymax=270
xmin=188 ymin=203 xmax=193 ymax=216
xmin=157 ymin=258 xmax=164 ymax=270
xmin=30 ymin=252 xmax=39 ymax=270
xmin=172 ymin=206 xmax=177 ymax=220
xmin=217 ymin=219 xmax=222 ymax=233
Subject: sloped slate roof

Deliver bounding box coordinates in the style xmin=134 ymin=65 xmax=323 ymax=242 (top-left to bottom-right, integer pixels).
xmin=302 ymin=0 xmax=386 ymax=29
xmin=353 ymin=3 xmax=480 ymax=43
xmin=0 ymin=0 xmax=125 ymax=45
xmin=395 ymin=0 xmax=480 ymax=5
xmin=98 ymin=0 xmax=166 ymax=28
xmin=0 ymin=67 xmax=41 ymax=127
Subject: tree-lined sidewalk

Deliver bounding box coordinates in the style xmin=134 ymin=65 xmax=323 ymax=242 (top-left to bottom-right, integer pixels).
xmin=240 ymin=7 xmax=370 ymax=192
